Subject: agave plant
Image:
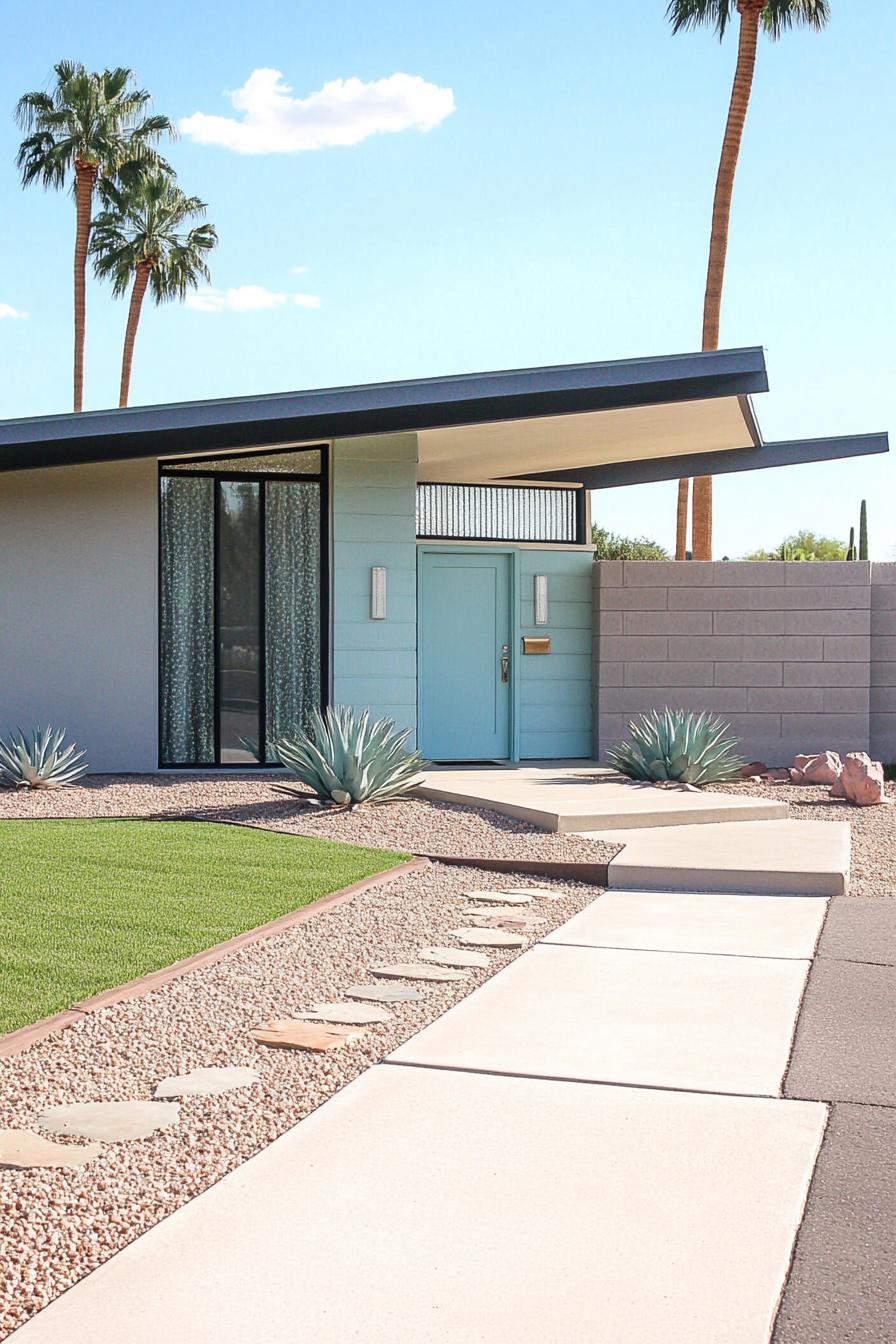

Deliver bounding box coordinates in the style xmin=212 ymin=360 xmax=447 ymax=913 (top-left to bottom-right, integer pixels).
xmin=274 ymin=707 xmax=427 ymax=806
xmin=607 ymin=708 xmax=745 ymax=787
xmin=0 ymin=725 xmax=89 ymax=789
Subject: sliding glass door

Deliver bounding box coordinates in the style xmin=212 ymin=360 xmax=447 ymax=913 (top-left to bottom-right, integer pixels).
xmin=159 ymin=447 xmax=325 ymax=767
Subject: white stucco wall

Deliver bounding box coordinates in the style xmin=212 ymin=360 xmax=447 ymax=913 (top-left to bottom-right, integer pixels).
xmin=0 ymin=458 xmax=158 ymax=772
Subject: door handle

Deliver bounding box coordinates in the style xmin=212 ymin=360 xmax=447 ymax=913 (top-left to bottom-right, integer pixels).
xmin=500 ymin=644 xmax=510 ymax=683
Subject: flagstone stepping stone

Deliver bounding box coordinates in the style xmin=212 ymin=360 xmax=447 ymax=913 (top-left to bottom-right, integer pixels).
xmin=466 ymin=906 xmax=549 ymax=922
xmin=0 ymin=1129 xmax=104 ymax=1170
xmin=503 ymin=886 xmax=565 ymax=901
xmin=37 ymin=1101 xmax=181 ymax=1143
xmin=463 ymin=889 xmax=533 ymax=906
xmin=449 ymin=927 xmax=527 ymax=948
xmin=295 ymin=1003 xmax=392 ymax=1026
xmin=470 ymin=914 xmax=548 ymax=932
xmin=370 ymin=963 xmax=470 ymax=983
xmin=250 ymin=1019 xmax=365 ymax=1052
xmin=153 ymin=1067 xmax=260 ymax=1099
xmin=346 ymin=984 xmax=424 ymax=1004
xmin=420 ymin=947 xmax=490 ymax=969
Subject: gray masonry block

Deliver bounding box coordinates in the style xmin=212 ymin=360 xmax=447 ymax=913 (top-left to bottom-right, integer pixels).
xmin=823 ymin=636 xmax=872 ymax=663
xmin=785 ymin=610 xmax=871 ymax=637
xmin=598 ymin=611 xmax=623 ymax=636
xmin=624 ymin=662 xmax=714 ymax=688
xmin=600 ymin=687 xmax=748 ymax=715
xmin=784 ymin=561 xmax=871 ymax=586
xmin=599 ymin=663 xmax=624 ymax=688
xmin=593 ymin=561 xmax=624 ymax=587
xmin=714 ymin=662 xmax=783 ymax=688
xmin=871 ymin=661 xmax=896 ymax=688
xmin=871 ymin=687 xmax=896 ymax=714
xmin=740 ymin=636 xmax=823 ymax=663
xmin=870 ymin=608 xmax=896 ymax=633
xmin=622 ymin=610 xmax=713 ymax=636
xmin=872 ymin=637 xmax=896 ymax=661
xmin=668 ymin=586 xmax=871 ymax=612
xmin=666 ymin=635 xmax=744 ymax=661
xmin=598 ymin=636 xmax=668 ymax=662
xmin=722 ymin=713 xmax=784 ymax=740
xmin=870 ymin=715 xmax=896 ymax=762
xmin=713 ymin=610 xmax=787 ymax=636
xmin=823 ymin=688 xmax=869 ymax=714
xmin=871 ymin=586 xmax=896 ymax=612
xmin=871 ymin=563 xmax=896 ymax=585
xmin=781 ymin=714 xmax=870 ymax=746
xmin=715 ymin=562 xmax=787 ymax=587
xmin=623 ymin=561 xmax=714 ymax=586
xmin=598 ymin=586 xmax=668 ymax=611
xmin=783 ymin=662 xmax=868 ymax=688
xmin=748 ymin=688 xmax=825 ymax=714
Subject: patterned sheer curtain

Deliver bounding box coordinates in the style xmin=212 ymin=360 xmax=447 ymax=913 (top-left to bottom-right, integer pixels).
xmin=265 ymin=480 xmax=321 ymax=759
xmin=159 ymin=476 xmax=215 ymax=764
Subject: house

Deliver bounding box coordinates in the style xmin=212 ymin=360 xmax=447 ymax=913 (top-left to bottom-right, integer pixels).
xmin=0 ymin=347 xmax=887 ymax=773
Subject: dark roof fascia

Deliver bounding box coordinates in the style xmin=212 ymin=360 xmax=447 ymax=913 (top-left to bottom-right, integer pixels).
xmin=0 ymin=347 xmax=768 ymax=473
xmin=513 ymin=432 xmax=890 ymax=490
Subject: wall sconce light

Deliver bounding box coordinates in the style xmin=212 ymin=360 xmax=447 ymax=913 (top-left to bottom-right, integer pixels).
xmin=370 ymin=567 xmax=387 ymax=620
xmin=534 ymin=574 xmax=548 ymax=625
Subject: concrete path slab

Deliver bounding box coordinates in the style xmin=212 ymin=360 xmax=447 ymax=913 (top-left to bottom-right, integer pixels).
xmin=389 ymin=943 xmax=809 ymax=1096
xmin=10 ymin=1065 xmax=827 ymax=1344
xmin=785 ymin=959 xmax=896 ymax=1106
xmin=773 ymin=1103 xmax=896 ymax=1344
xmin=595 ymin=820 xmax=850 ymax=896
xmin=544 ymin=890 xmax=828 ymax=960
xmin=417 ymin=763 xmax=788 ymax=833
xmin=816 ymin=897 xmax=896 ymax=965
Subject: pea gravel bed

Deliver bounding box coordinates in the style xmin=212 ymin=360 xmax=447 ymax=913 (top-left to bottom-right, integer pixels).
xmin=0 ymin=774 xmax=621 ymax=864
xmin=0 ymin=860 xmax=600 ymax=1338
xmin=709 ymin=780 xmax=896 ymax=899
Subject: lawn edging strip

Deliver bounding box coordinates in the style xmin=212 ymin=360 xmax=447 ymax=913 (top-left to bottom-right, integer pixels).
xmin=414 ymin=852 xmax=610 ymax=886
xmin=0 ymin=857 xmax=429 ymax=1060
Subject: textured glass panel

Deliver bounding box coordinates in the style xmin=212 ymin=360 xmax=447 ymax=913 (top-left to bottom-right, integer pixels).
xmin=218 ymin=482 xmax=262 ymax=763
xmin=265 ymin=481 xmax=321 ymax=759
xmin=163 ymin=448 xmax=321 ymax=475
xmin=416 ymin=483 xmax=578 ymax=542
xmin=160 ymin=476 xmax=215 ymax=765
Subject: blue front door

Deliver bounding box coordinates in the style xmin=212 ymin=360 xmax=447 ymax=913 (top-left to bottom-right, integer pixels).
xmin=419 ymin=551 xmax=512 ymax=760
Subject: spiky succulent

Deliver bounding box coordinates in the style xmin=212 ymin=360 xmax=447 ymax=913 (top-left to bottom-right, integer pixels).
xmin=0 ymin=725 xmax=89 ymax=789
xmin=607 ymin=708 xmax=745 ymax=786
xmin=274 ymin=706 xmax=426 ymax=806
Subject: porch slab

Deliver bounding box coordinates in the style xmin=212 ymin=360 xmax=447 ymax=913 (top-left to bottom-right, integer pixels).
xmin=595 ymin=820 xmax=850 ymax=896
xmin=543 ymin=890 xmax=828 ymax=960
xmin=416 ymin=763 xmax=788 ymax=833
xmin=388 ymin=943 xmax=809 ymax=1096
xmin=9 ymin=1065 xmax=827 ymax=1344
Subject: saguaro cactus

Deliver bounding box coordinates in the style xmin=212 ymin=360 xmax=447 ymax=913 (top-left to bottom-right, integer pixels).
xmin=847 ymin=526 xmax=856 ymax=562
xmin=859 ymin=499 xmax=869 ymax=561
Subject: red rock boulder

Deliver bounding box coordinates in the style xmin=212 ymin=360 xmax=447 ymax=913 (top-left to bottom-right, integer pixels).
xmin=830 ymin=753 xmax=887 ymax=806
xmin=791 ymin=751 xmax=843 ymax=786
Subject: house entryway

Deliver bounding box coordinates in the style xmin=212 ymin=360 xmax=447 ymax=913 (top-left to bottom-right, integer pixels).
xmin=418 ymin=550 xmax=513 ymax=761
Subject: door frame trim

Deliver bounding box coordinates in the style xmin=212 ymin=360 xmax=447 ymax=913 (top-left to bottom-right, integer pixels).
xmin=416 ymin=544 xmax=521 ymax=763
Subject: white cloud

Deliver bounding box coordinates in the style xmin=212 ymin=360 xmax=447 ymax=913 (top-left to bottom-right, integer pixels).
xmin=0 ymin=303 xmax=28 ymax=319
xmin=186 ymin=284 xmax=321 ymax=314
xmin=291 ymin=265 xmax=308 ymax=275
xmin=180 ymin=68 xmax=455 ymax=155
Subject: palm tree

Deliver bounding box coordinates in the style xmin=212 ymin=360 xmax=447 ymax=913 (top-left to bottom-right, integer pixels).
xmin=91 ymin=173 xmax=217 ymax=407
xmin=15 ymin=62 xmax=174 ymax=412
xmin=668 ymin=0 xmax=831 ymax=559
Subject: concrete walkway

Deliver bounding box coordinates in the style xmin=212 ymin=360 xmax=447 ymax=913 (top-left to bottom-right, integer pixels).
xmin=13 ymin=881 xmax=833 ymax=1344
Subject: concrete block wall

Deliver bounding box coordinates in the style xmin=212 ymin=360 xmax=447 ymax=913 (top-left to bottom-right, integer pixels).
xmin=594 ymin=560 xmax=896 ymax=766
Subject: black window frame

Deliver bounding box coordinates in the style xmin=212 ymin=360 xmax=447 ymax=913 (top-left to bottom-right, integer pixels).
xmin=415 ymin=482 xmax=587 ymax=546
xmin=157 ymin=443 xmax=329 ymax=770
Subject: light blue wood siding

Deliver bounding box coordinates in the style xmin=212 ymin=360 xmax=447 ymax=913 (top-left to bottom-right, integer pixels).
xmin=331 ymin=435 xmax=418 ymax=738
xmin=518 ymin=550 xmax=593 ymax=758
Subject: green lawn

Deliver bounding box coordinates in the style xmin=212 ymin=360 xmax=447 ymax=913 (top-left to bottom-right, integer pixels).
xmin=0 ymin=819 xmax=407 ymax=1035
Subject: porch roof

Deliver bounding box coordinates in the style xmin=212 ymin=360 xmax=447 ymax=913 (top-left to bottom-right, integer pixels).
xmin=0 ymin=345 xmax=886 ymax=481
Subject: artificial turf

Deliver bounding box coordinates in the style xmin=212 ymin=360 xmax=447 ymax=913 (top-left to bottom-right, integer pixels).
xmin=0 ymin=819 xmax=407 ymax=1035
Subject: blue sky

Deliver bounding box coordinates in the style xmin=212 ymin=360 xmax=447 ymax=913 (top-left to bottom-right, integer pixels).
xmin=1 ymin=0 xmax=893 ymax=557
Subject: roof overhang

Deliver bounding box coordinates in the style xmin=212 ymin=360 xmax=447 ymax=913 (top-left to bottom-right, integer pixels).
xmin=0 ymin=347 xmax=769 ymax=474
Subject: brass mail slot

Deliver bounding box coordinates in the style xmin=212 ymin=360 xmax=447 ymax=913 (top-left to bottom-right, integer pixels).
xmin=522 ymin=636 xmax=551 ymax=655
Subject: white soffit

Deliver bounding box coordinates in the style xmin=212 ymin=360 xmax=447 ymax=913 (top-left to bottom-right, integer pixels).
xmin=417 ymin=395 xmax=755 ymax=483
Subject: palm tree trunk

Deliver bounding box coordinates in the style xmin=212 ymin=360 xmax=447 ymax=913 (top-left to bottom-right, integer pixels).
xmin=73 ymin=160 xmax=98 ymax=414
xmin=675 ymin=477 xmax=689 ymax=559
xmin=691 ymin=0 xmax=762 ymax=561
xmin=119 ymin=262 xmax=153 ymax=408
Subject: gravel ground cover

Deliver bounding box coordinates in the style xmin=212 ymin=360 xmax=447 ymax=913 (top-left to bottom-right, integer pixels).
xmin=0 ymin=860 xmax=599 ymax=1338
xmin=710 ymin=781 xmax=896 ymax=899
xmin=0 ymin=774 xmax=621 ymax=864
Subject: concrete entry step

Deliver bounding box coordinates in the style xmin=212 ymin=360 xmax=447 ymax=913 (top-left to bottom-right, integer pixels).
xmin=592 ymin=820 xmax=851 ymax=897
xmin=417 ymin=763 xmax=788 ymax=833
xmin=10 ymin=1065 xmax=827 ymax=1344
